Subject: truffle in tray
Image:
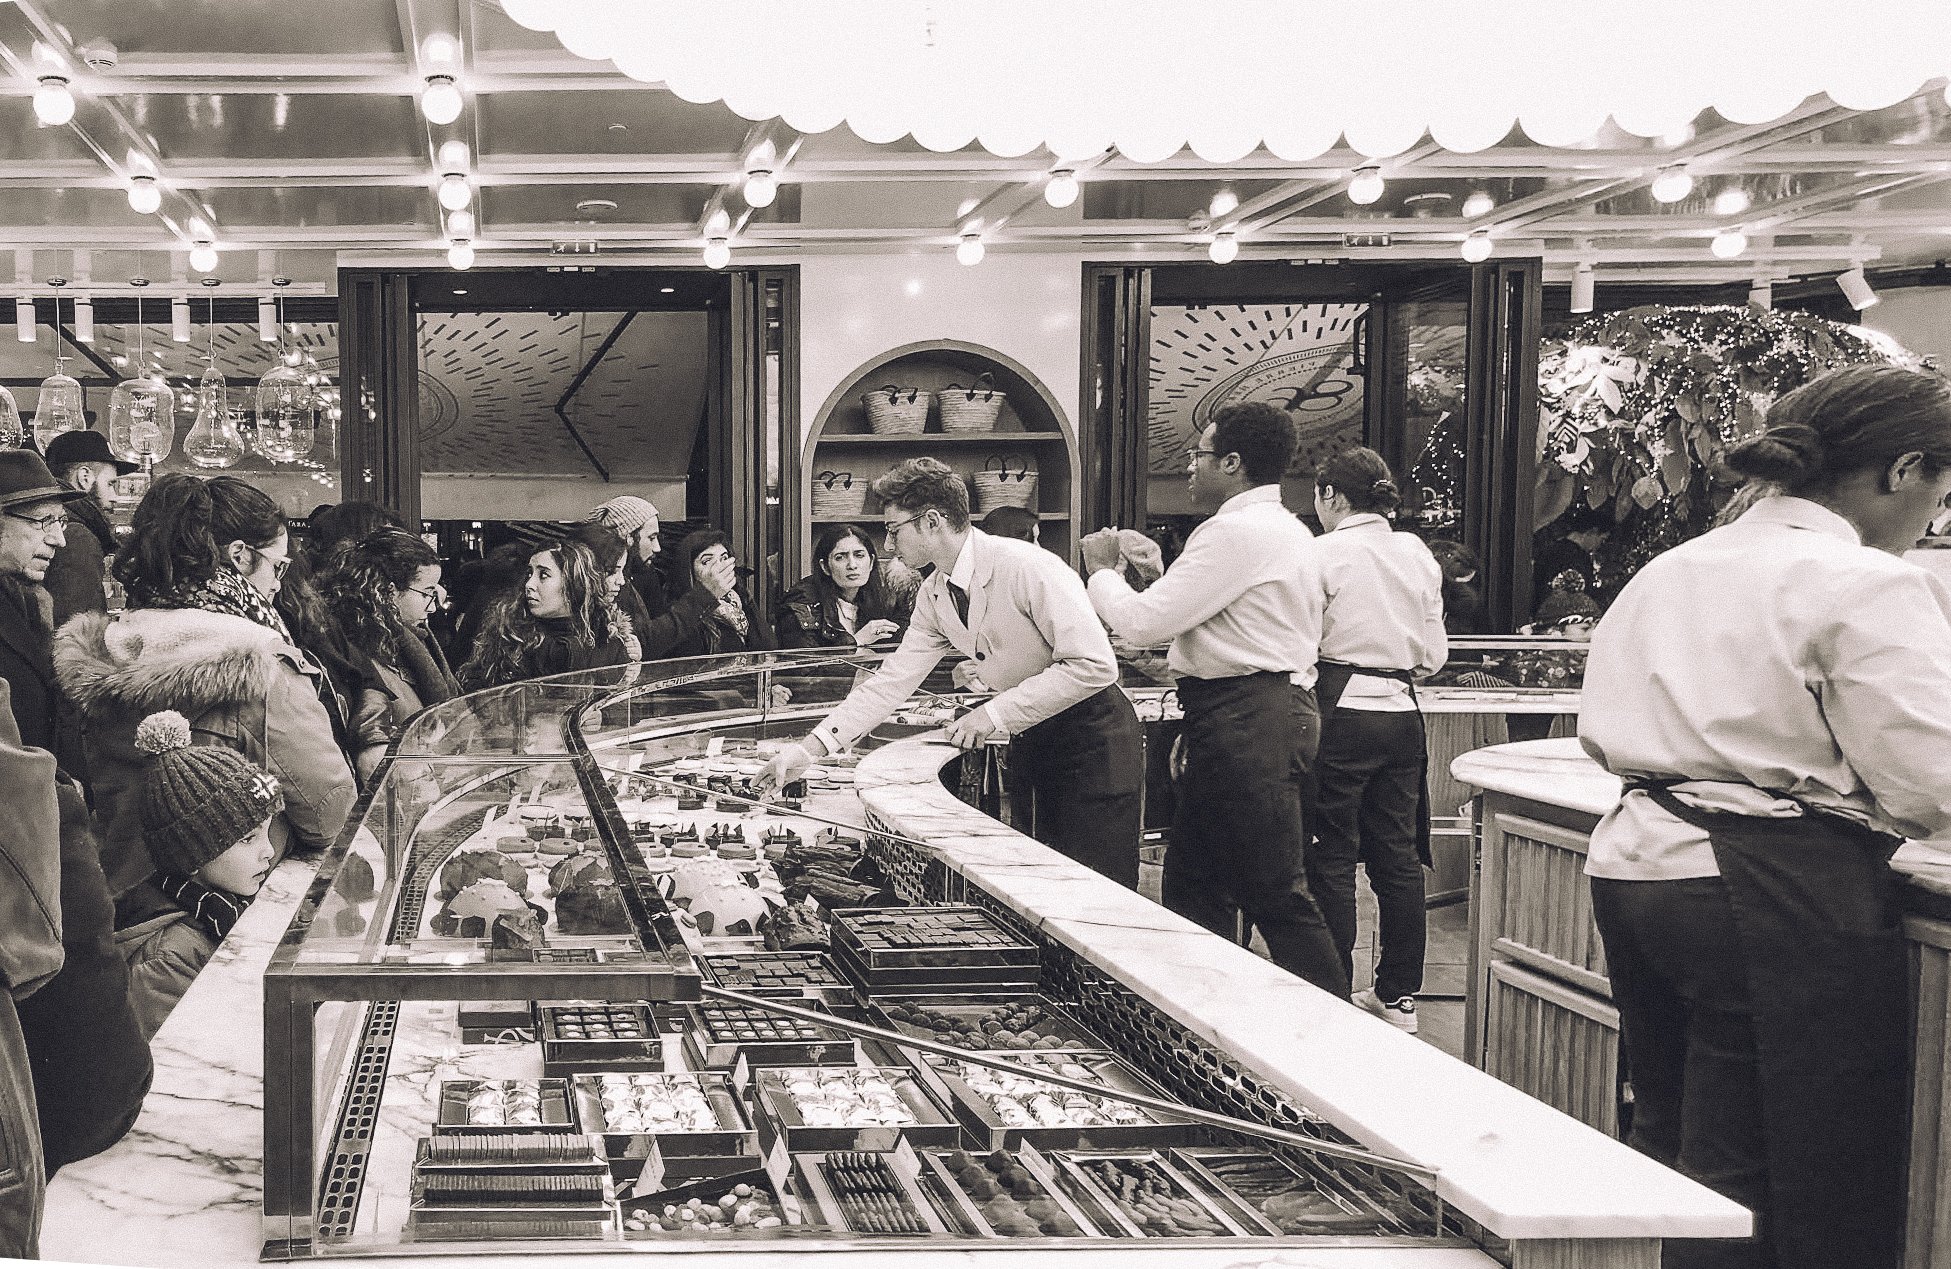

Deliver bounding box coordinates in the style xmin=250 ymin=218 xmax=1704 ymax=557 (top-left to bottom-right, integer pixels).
xmin=581 ymin=1073 xmax=725 ymax=1134
xmin=876 ymin=997 xmax=1098 ymax=1051
xmin=927 ymin=1148 xmax=1093 ymax=1237
xmin=621 ymin=1172 xmax=795 ymax=1236
xmin=700 ymin=950 xmax=850 ymax=997
xmin=436 ymin=1078 xmax=575 ymax=1133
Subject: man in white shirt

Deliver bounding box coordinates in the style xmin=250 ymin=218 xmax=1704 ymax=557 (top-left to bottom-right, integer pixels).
xmin=763 ymin=458 xmax=1143 ymax=886
xmin=1081 ymin=403 xmax=1347 ymax=998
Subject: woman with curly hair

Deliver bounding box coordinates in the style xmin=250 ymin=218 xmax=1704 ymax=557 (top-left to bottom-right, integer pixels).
xmin=457 ymin=537 xmax=632 ymax=690
xmin=566 ymin=520 xmax=643 ymax=661
xmin=315 ymin=531 xmax=461 ymax=777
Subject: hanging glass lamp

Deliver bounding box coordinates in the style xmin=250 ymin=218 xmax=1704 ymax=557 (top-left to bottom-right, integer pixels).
xmin=108 ymin=374 xmax=176 ymax=467
xmin=183 ymin=361 xmax=243 ymax=468
xmin=0 ymin=385 xmax=23 ymax=449
xmin=31 ymin=365 xmax=83 ymax=451
xmin=253 ymin=361 xmax=315 ymax=462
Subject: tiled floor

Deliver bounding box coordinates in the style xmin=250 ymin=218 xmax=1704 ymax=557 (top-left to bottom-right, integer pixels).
xmin=1137 ymin=860 xmax=1473 ymax=1062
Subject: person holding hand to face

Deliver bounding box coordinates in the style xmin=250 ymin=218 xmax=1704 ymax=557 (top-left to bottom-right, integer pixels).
xmin=762 ymin=458 xmax=1141 ymax=888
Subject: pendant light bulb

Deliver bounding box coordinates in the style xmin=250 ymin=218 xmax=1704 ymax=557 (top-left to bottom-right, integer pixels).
xmin=955 ymin=233 xmax=985 ymax=266
xmin=127 ymin=174 xmax=161 ymax=215
xmin=0 ymin=386 xmax=20 ymax=449
xmin=1711 ymin=187 xmax=1752 ymax=217
xmin=437 ymin=173 xmax=472 ymax=211
xmin=1570 ymin=262 xmax=1596 ymax=314
xmin=1710 ymin=228 xmax=1748 ymax=260
xmin=189 ymin=241 xmax=219 ymax=273
xmin=1460 ymin=190 xmax=1495 ymax=219
xmin=32 ymin=76 xmax=75 ymax=127
xmin=1207 ymin=231 xmax=1239 ymax=265
xmin=1650 ymin=167 xmax=1694 ymax=203
xmin=420 ymin=75 xmax=464 ymax=125
xmin=1045 ymin=169 xmax=1080 ymax=209
xmin=1347 ymin=165 xmax=1385 ymax=205
xmin=1460 ymin=230 xmax=1494 ymax=263
xmin=14 ymin=298 xmax=34 ymax=344
xmin=702 ymin=237 xmax=732 ymax=270
xmin=170 ymin=296 xmax=191 ymax=342
xmin=1207 ymin=188 xmax=1239 ymax=219
xmin=742 ymin=168 xmax=777 ymax=208
xmin=445 ymin=208 xmax=475 ymax=238
xmin=446 ymin=239 xmax=475 ymax=271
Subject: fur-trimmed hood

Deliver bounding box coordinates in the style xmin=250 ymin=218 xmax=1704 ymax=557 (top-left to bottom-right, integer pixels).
xmin=53 ymin=607 xmax=312 ymax=720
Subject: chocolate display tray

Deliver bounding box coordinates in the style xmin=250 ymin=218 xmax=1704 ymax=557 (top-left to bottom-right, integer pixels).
xmin=680 ymin=1000 xmax=859 ymax=1070
xmin=435 ymin=1079 xmax=577 ymax=1135
xmin=1044 ymin=1149 xmax=1256 ymax=1238
xmin=700 ymin=951 xmax=854 ymax=1001
xmin=919 ymin=1145 xmax=1107 ymax=1238
xmin=789 ymin=1147 xmax=953 ymax=1235
xmin=570 ymin=1073 xmax=756 ymax=1162
xmin=538 ymin=1003 xmax=663 ymax=1076
xmin=831 ymin=941 xmax=1040 ymax=994
xmin=869 ymin=994 xmax=1103 ymax=1052
xmin=620 ymin=1168 xmax=805 ymax=1238
xmin=830 ymin=906 xmax=1040 ymax=970
xmin=908 ymin=1048 xmax=1198 ymax=1151
xmin=412 ymin=1135 xmax=608 ymax=1175
xmin=1170 ymin=1147 xmax=1398 ymax=1236
xmin=751 ymin=1067 xmax=962 ymax=1154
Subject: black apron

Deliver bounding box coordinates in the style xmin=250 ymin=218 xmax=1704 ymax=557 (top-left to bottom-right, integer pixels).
xmin=1314 ymin=660 xmax=1432 ymax=866
xmin=1633 ymin=783 xmax=1908 ymax=1269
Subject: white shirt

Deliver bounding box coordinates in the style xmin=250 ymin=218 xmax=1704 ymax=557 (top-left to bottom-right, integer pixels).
xmin=835 ymin=597 xmax=858 ymax=635
xmin=1581 ymin=496 xmax=1951 ymax=880
xmin=1086 ymin=485 xmax=1323 ymax=685
xmin=1314 ymin=513 xmax=1448 ymax=711
xmin=811 ymin=530 xmax=1118 ymax=751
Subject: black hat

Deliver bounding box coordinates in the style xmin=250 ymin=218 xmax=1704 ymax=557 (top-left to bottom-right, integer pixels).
xmin=42 ymin=428 xmax=138 ymax=475
xmin=0 ymin=450 xmax=86 ymax=512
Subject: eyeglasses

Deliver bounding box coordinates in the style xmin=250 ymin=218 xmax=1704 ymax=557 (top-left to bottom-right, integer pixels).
xmin=883 ymin=512 xmax=928 ymax=539
xmin=403 ymin=584 xmax=443 ymax=604
xmin=1183 ymin=447 xmax=1221 ymax=464
xmin=255 ymin=547 xmax=290 ymax=580
xmin=3 ymin=510 xmax=70 ymax=535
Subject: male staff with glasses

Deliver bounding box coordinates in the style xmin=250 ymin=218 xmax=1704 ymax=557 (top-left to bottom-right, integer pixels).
xmin=1079 ymin=403 xmax=1348 ymax=998
xmin=761 ymin=457 xmax=1143 ymax=887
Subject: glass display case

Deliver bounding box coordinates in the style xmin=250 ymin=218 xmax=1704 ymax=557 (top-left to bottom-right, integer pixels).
xmin=263 ymin=648 xmax=1464 ymax=1260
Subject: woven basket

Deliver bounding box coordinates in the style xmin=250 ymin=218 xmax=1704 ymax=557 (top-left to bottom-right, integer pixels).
xmin=971 ymin=454 xmax=1038 ymax=512
xmin=936 ymin=372 xmax=1003 ymax=433
xmin=810 ymin=469 xmax=868 ymax=518
xmin=862 ymin=384 xmax=929 ymax=435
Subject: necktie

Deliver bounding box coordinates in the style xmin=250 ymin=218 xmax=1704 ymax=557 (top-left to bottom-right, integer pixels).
xmin=947 ymin=580 xmax=971 ymax=629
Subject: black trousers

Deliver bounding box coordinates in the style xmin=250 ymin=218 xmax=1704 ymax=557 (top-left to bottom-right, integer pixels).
xmin=1162 ymin=673 xmax=1348 ymax=998
xmin=1006 ymin=686 xmax=1143 ymax=889
xmin=1307 ymin=709 xmax=1427 ymax=1001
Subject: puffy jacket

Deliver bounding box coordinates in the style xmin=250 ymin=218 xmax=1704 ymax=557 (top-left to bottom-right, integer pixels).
xmin=0 ymin=682 xmax=67 ymax=1259
xmin=115 ymin=910 xmax=216 ymax=1042
xmin=52 ymin=607 xmax=358 ymax=900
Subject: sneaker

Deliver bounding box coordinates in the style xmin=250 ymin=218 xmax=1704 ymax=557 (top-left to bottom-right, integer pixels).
xmin=1354 ymin=988 xmax=1419 ymax=1034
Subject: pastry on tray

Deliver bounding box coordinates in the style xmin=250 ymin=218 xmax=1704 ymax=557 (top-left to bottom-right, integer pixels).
xmin=436 ymin=848 xmax=528 ymax=902
xmin=555 ymin=876 xmax=632 ymax=935
xmin=431 ymin=878 xmax=549 ymax=944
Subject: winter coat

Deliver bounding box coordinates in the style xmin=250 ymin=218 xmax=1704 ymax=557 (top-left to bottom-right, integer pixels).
xmin=349 ymin=630 xmax=459 ymax=781
xmin=52 ymin=607 xmax=358 ymax=900
xmin=116 ymin=910 xmax=216 ymax=1043
xmin=664 ymin=589 xmax=775 ymax=659
xmin=776 ymin=575 xmax=913 ymax=650
xmin=0 ymin=579 xmax=88 ymax=784
xmin=0 ymin=682 xmax=64 ymax=1260
xmin=43 ymin=496 xmax=115 ymax=627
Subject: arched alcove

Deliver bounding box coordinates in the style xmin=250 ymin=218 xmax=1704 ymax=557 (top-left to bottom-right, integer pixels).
xmin=795 ymin=340 xmax=1079 ymax=579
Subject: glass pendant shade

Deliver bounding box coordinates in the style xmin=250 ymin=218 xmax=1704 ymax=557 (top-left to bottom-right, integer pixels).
xmin=30 ymin=371 xmax=83 ymax=451
xmin=108 ymin=376 xmax=176 ymax=465
xmin=253 ymin=362 xmax=316 ymax=461
xmin=184 ymin=364 xmax=244 ymax=468
xmin=0 ymin=386 xmax=22 ymax=449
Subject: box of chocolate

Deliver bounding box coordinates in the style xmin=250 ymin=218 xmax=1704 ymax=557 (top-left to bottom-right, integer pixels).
xmin=571 ymin=1072 xmax=757 ymax=1167
xmin=435 ymin=1078 xmax=577 ymax=1134
xmin=407 ymin=1169 xmax=615 ymax=1232
xmin=458 ymin=1000 xmax=538 ymax=1045
xmin=750 ymin=1066 xmax=959 ymax=1154
xmin=830 ymin=907 xmax=1039 ymax=971
xmin=700 ymin=951 xmax=853 ymax=1002
xmin=681 ymin=1000 xmax=857 ymax=1071
xmin=919 ymin=1145 xmax=1104 ymax=1237
xmin=788 ymin=1145 xmax=954 ymax=1235
xmin=870 ymin=994 xmax=1102 ymax=1051
xmin=907 ymin=1049 xmax=1195 ymax=1151
xmin=538 ymin=1003 xmax=662 ymax=1077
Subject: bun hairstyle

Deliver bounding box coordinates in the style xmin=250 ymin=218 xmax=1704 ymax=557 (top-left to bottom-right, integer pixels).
xmin=1315 ymin=446 xmax=1402 ymax=514
xmin=115 ymin=473 xmax=286 ymax=606
xmin=1726 ymin=364 xmax=1951 ymax=494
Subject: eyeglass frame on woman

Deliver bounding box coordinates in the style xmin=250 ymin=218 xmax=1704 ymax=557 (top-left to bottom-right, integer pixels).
xmin=253 ymin=545 xmax=290 ymax=580
xmin=2 ymin=509 xmax=70 ymax=535
xmin=402 ymin=583 xmax=443 ymax=604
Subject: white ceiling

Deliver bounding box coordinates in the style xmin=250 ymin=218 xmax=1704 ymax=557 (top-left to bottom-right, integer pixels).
xmin=3 ymin=0 xmax=1950 ymax=293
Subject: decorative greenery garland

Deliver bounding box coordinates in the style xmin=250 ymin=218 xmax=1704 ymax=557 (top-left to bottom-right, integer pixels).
xmin=1535 ymin=303 xmax=1919 ymax=581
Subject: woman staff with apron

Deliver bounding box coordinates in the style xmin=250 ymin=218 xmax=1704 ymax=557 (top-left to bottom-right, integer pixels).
xmin=1307 ymin=448 xmax=1448 ymax=1032
xmin=1581 ymin=365 xmax=1951 ymax=1269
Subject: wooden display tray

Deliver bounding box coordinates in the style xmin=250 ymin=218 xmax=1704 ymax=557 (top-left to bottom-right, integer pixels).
xmin=538 ymin=1003 xmax=662 ymax=1077
xmin=679 ymin=999 xmax=859 ymax=1071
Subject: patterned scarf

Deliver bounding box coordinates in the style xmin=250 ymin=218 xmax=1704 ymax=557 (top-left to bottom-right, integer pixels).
xmin=159 ymin=566 xmax=297 ymax=647
xmin=158 ymin=871 xmax=256 ymax=942
xmin=712 ymin=593 xmax=749 ymax=637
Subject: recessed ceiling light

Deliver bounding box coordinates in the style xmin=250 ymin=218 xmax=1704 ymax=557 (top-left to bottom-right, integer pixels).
xmin=452 ymin=288 xmax=467 ymax=295
xmin=659 ymin=286 xmax=675 ymax=293
xmin=607 ymin=122 xmax=627 ymax=132
xmin=575 ymin=198 xmax=618 ymax=214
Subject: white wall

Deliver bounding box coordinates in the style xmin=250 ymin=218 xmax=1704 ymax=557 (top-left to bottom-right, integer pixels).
xmin=1863 ymin=286 xmax=1951 ymax=368
xmin=797 ymin=252 xmax=1088 ymax=442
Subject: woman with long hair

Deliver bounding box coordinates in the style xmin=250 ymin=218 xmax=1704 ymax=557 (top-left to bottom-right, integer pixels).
xmin=567 ymin=519 xmax=643 ymax=661
xmin=665 ymin=529 xmax=774 ymax=657
xmin=53 ymin=474 xmax=356 ymax=903
xmin=316 ymin=530 xmax=461 ymax=777
xmin=777 ymin=522 xmax=912 ymax=648
xmin=457 ymin=536 xmax=631 ymax=689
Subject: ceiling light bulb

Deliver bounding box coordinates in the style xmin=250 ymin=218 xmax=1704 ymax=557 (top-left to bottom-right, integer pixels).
xmin=1570 ymin=262 xmax=1596 ymax=314
xmin=445 ymin=208 xmax=475 ymax=237
xmin=1045 ymin=169 xmax=1079 ymax=209
xmin=437 ymin=173 xmax=472 ymax=211
xmin=420 ymin=32 xmax=461 ymax=68
xmin=1347 ymin=166 xmax=1385 ymax=206
xmin=1460 ymin=231 xmax=1493 ymax=263
xmin=420 ymin=75 xmax=463 ymax=125
xmin=956 ymin=233 xmax=985 ymax=266
xmin=189 ymin=241 xmax=219 ymax=273
xmin=15 ymin=298 xmax=35 ymax=343
xmin=127 ymin=174 xmax=161 ymax=214
xmin=1837 ymin=265 xmax=1879 ymax=310
xmin=1650 ymin=167 xmax=1694 ymax=203
xmin=171 ymin=296 xmax=191 ymax=342
xmin=703 ymin=237 xmax=732 ymax=270
xmin=1207 ymin=231 xmax=1239 ymax=265
xmin=742 ymin=168 xmax=778 ymax=208
xmin=1460 ymin=190 xmax=1495 ymax=219
xmin=73 ymin=296 xmax=93 ymax=342
xmin=32 ymin=76 xmax=74 ymax=126
xmin=1208 ymin=189 xmax=1239 ymax=218
xmin=1710 ymin=228 xmax=1748 ymax=259
xmin=1711 ymin=187 xmax=1752 ymax=217
xmin=446 ymin=240 xmax=475 ymax=270
xmin=436 ymin=140 xmax=471 ymax=170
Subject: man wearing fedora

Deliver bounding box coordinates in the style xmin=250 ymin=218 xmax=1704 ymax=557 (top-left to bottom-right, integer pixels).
xmin=42 ymin=430 xmax=134 ymax=627
xmin=0 ymin=450 xmax=89 ymax=780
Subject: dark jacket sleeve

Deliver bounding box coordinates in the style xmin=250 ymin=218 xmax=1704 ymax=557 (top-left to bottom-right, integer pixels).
xmin=637 ymin=584 xmax=717 ymax=660
xmin=776 ymin=579 xmax=835 ymax=650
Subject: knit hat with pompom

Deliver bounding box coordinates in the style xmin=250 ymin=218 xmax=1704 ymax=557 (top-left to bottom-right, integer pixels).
xmin=134 ymin=710 xmax=284 ymax=878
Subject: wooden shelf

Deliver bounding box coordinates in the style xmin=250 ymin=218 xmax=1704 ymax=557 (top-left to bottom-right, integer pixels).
xmin=818 ymin=432 xmax=1068 ymax=446
xmin=813 ymin=512 xmax=1069 ymax=524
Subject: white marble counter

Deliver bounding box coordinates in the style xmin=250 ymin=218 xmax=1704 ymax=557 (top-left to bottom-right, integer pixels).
xmin=854 ymin=738 xmax=1748 ymax=1243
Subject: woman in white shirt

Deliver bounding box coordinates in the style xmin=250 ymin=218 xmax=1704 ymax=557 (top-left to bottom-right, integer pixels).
xmin=1307 ymin=448 xmax=1447 ymax=1032
xmin=1581 ymin=365 xmax=1951 ymax=1269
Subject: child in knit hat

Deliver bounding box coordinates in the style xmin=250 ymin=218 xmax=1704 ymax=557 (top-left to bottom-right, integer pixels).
xmin=118 ymin=709 xmax=285 ymax=1040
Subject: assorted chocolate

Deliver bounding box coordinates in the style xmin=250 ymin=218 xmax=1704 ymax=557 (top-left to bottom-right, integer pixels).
xmin=816 ymin=1153 xmax=932 ymax=1234
xmin=877 ymin=998 xmax=1095 ymax=1051
xmin=1051 ymin=1153 xmax=1237 ymax=1238
xmin=623 ymin=1177 xmax=786 ymax=1234
xmin=438 ymin=1079 xmax=575 ymax=1132
xmin=936 ymin=1052 xmax=1156 ymax=1131
xmin=700 ymin=951 xmax=850 ymax=996
xmin=930 ymin=1149 xmax=1087 ymax=1237
xmin=580 ymin=1073 xmax=726 ymax=1134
